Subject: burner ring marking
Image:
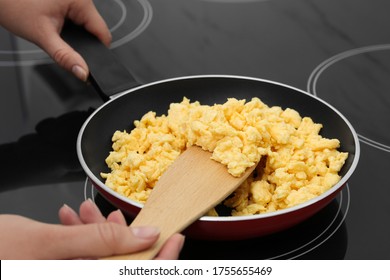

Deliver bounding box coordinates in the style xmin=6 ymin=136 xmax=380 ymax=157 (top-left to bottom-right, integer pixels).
xmin=307 ymin=44 xmax=390 ymax=153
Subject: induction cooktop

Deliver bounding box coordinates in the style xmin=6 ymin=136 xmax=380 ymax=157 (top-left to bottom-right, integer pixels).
xmin=1 ymin=0 xmax=389 ymax=259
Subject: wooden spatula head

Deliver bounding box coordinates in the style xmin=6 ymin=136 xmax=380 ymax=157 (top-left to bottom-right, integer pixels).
xmin=103 ymin=146 xmax=256 ymax=259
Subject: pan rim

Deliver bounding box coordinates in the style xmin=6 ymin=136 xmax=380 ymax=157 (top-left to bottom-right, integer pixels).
xmin=77 ymin=74 xmax=360 ymax=222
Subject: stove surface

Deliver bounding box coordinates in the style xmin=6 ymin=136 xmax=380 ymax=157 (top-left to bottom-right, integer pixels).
xmin=1 ymin=0 xmax=390 ymax=259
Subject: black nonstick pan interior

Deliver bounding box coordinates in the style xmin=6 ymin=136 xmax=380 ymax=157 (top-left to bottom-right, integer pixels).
xmin=78 ymin=75 xmax=358 ymax=186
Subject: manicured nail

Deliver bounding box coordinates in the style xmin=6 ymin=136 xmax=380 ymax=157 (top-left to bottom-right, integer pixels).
xmin=72 ymin=65 xmax=88 ymax=81
xmin=62 ymin=203 xmax=71 ymax=209
xmin=131 ymin=226 xmax=160 ymax=239
xmin=59 ymin=203 xmax=79 ymax=223
xmin=61 ymin=203 xmax=76 ymax=212
xmin=85 ymin=198 xmax=100 ymax=210
xmin=178 ymin=235 xmax=186 ymax=251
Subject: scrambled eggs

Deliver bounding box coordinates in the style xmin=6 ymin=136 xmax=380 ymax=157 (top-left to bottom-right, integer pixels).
xmin=101 ymin=97 xmax=348 ymax=216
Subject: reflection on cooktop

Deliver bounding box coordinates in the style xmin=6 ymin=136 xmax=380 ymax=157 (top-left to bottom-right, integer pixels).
xmin=0 ymin=110 xmax=92 ymax=190
xmin=180 ymin=199 xmax=348 ymax=260
xmin=87 ymin=180 xmax=349 ymax=260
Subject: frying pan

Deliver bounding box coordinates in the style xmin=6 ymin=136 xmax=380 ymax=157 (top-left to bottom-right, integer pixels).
xmin=62 ymin=25 xmax=360 ymax=240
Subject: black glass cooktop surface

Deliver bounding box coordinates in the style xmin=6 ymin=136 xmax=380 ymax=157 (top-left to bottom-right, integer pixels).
xmin=1 ymin=0 xmax=389 ymax=259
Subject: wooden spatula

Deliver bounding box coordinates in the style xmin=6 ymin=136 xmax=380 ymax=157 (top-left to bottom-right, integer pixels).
xmin=103 ymin=146 xmax=256 ymax=260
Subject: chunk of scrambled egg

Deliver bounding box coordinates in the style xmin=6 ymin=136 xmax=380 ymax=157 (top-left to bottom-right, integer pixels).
xmin=101 ymin=97 xmax=348 ymax=216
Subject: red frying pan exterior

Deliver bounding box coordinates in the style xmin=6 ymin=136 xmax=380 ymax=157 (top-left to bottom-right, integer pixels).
xmin=77 ymin=75 xmax=360 ymax=240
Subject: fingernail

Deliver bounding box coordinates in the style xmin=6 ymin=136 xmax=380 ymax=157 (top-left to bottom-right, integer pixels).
xmin=85 ymin=198 xmax=99 ymax=210
xmin=62 ymin=203 xmax=71 ymax=209
xmin=72 ymin=65 xmax=88 ymax=81
xmin=62 ymin=203 xmax=75 ymax=212
xmin=131 ymin=226 xmax=160 ymax=239
xmin=85 ymin=198 xmax=95 ymax=206
xmin=178 ymin=235 xmax=186 ymax=251
xmin=60 ymin=203 xmax=78 ymax=216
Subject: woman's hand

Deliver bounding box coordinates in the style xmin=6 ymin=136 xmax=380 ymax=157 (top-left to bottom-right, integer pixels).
xmin=0 ymin=0 xmax=111 ymax=81
xmin=0 ymin=200 xmax=184 ymax=259
xmin=59 ymin=199 xmax=186 ymax=260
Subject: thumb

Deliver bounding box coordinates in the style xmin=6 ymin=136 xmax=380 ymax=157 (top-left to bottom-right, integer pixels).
xmin=52 ymin=224 xmax=160 ymax=259
xmin=40 ymin=32 xmax=89 ymax=81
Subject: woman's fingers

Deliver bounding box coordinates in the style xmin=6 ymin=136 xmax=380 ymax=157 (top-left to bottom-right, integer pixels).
xmin=50 ymin=223 xmax=160 ymax=259
xmin=154 ymin=234 xmax=185 ymax=260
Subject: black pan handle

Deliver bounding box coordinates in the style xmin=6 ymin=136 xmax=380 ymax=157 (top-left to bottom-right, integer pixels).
xmin=61 ymin=22 xmax=140 ymax=101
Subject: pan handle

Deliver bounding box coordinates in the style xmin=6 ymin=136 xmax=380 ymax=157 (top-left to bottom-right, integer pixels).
xmin=61 ymin=22 xmax=140 ymax=101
